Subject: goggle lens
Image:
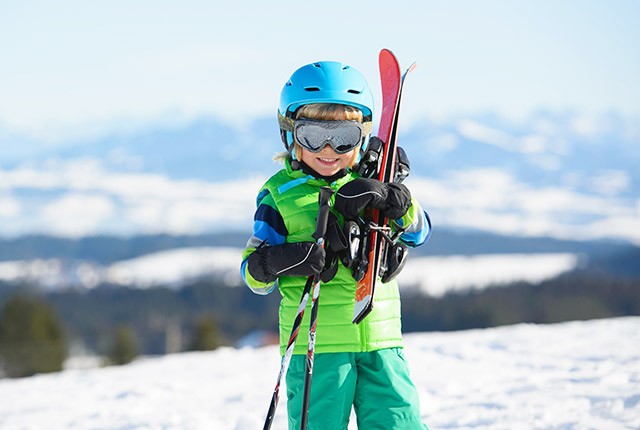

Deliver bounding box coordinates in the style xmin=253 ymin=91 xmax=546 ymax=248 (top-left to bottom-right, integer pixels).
xmin=293 ymin=120 xmax=363 ymax=154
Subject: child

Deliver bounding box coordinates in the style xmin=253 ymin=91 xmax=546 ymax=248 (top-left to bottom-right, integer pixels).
xmin=241 ymin=60 xmax=431 ymax=430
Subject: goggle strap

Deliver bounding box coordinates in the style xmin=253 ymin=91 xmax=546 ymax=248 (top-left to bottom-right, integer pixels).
xmin=278 ymin=111 xmax=295 ymax=132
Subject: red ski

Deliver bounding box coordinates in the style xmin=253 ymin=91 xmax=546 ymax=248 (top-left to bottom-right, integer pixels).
xmin=352 ymin=49 xmax=416 ymax=324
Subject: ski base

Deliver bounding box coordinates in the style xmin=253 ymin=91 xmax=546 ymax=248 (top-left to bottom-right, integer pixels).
xmin=352 ymin=293 xmax=373 ymax=324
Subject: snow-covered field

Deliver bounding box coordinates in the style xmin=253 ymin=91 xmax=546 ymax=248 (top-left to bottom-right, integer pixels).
xmin=0 ymin=317 xmax=638 ymax=430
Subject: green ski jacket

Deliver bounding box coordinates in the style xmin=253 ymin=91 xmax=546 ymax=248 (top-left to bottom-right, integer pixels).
xmin=241 ymin=160 xmax=430 ymax=355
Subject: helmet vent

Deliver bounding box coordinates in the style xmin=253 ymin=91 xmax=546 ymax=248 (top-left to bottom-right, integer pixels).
xmin=347 ymin=89 xmax=361 ymax=94
xmin=304 ymin=87 xmax=321 ymax=92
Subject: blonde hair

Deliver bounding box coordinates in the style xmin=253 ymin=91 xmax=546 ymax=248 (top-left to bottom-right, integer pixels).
xmin=275 ymin=103 xmax=363 ymax=167
xmin=296 ymin=104 xmax=363 ymax=122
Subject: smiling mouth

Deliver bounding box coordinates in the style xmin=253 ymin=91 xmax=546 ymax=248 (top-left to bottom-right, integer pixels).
xmin=317 ymin=157 xmax=339 ymax=164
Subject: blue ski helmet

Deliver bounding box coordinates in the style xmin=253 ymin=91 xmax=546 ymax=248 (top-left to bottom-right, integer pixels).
xmin=278 ymin=61 xmax=374 ymax=152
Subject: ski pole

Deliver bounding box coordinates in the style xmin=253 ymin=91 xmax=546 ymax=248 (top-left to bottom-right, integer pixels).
xmin=263 ymin=186 xmax=335 ymax=430
xmin=299 ymin=277 xmax=321 ymax=430
xmin=299 ymin=186 xmax=334 ymax=430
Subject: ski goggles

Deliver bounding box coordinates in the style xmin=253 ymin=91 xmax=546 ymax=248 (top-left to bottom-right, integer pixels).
xmin=293 ymin=119 xmax=368 ymax=154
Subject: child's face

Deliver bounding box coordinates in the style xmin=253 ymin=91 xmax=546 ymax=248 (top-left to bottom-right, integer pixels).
xmin=300 ymin=144 xmax=355 ymax=177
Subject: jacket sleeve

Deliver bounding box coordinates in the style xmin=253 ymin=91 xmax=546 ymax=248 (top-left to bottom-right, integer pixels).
xmin=240 ymin=189 xmax=288 ymax=295
xmin=392 ymin=196 xmax=431 ymax=247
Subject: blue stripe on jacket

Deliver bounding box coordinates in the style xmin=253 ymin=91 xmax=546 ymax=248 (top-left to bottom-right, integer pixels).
xmin=254 ymin=204 xmax=288 ymax=240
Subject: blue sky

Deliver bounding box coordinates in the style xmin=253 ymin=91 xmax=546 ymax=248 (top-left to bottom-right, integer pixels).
xmin=0 ymin=0 xmax=639 ymax=142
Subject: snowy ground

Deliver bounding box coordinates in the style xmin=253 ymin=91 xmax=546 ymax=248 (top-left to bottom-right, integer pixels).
xmin=0 ymin=317 xmax=638 ymax=430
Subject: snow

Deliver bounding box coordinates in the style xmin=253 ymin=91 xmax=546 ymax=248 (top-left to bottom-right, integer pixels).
xmin=0 ymin=317 xmax=638 ymax=429
xmin=398 ymin=253 xmax=581 ymax=297
xmin=106 ymin=247 xmax=243 ymax=288
xmin=103 ymin=249 xmax=582 ymax=295
xmin=0 ymin=248 xmax=581 ymax=296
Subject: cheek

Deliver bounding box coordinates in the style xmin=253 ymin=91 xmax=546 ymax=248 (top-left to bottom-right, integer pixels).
xmin=340 ymin=151 xmax=357 ymax=167
xmin=300 ymin=149 xmax=314 ymax=165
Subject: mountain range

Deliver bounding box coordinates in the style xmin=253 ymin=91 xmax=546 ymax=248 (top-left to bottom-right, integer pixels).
xmin=0 ymin=111 xmax=638 ymax=243
xmin=0 ymin=230 xmax=637 ymax=293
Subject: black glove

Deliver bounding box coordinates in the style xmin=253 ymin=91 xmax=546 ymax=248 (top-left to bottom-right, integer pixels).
xmin=247 ymin=242 xmax=326 ymax=283
xmin=334 ymin=178 xmax=411 ymax=220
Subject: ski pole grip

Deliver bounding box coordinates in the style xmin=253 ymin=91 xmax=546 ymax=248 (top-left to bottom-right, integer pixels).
xmin=313 ymin=186 xmax=334 ymax=241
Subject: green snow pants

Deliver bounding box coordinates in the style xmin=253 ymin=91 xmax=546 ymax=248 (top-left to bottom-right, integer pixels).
xmin=286 ymin=348 xmax=428 ymax=430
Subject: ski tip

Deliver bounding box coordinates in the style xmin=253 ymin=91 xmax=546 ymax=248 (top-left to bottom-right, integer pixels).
xmin=407 ymin=62 xmax=417 ymax=74
xmin=379 ymin=48 xmax=397 ymax=62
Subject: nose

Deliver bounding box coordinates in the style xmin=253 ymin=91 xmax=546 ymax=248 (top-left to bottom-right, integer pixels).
xmin=319 ymin=142 xmax=337 ymax=153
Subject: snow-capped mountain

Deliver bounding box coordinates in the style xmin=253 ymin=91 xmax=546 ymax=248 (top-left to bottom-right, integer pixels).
xmin=0 ymin=111 xmax=638 ymax=243
xmin=0 ymin=247 xmax=581 ymax=295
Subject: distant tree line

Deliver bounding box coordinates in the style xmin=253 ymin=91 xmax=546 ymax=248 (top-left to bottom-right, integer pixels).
xmin=1 ymin=268 xmax=638 ymax=378
xmin=0 ymin=288 xmax=230 ymax=378
xmin=401 ymin=269 xmax=640 ymax=332
xmin=42 ymin=279 xmax=280 ymax=355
